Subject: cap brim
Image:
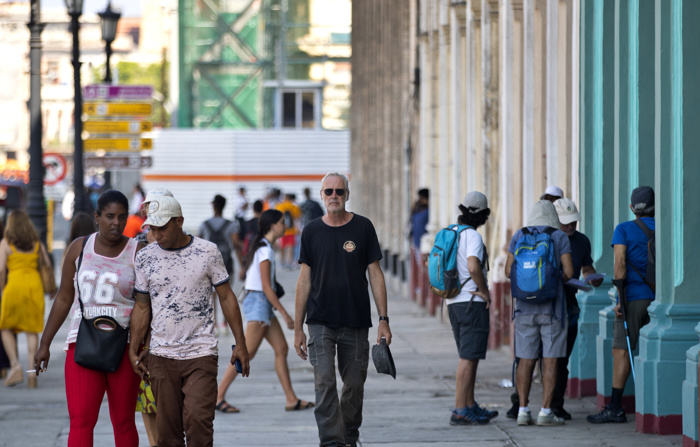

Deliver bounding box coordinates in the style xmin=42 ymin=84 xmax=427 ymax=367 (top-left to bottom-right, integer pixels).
xmin=559 ymin=213 xmax=581 ymax=225
xmin=371 ymin=341 xmax=396 ymax=379
xmin=142 ymin=215 xmax=173 ymax=229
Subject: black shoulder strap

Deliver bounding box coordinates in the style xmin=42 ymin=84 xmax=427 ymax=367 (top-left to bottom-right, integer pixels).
xmin=76 ymin=235 xmax=91 ymax=315
xmin=521 ymin=227 xmax=531 ymax=235
xmin=633 ymin=219 xmax=654 ymax=240
xmin=626 ymin=260 xmax=655 ymax=291
xmin=543 ymin=227 xmax=557 ymax=235
xmin=204 ymin=219 xmax=229 ymax=238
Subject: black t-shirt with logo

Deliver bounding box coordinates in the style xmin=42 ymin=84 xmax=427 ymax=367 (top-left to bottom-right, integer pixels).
xmin=299 ymin=213 xmax=383 ymax=328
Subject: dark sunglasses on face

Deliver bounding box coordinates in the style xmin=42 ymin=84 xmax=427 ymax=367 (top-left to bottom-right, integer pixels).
xmin=323 ymin=188 xmax=346 ymax=197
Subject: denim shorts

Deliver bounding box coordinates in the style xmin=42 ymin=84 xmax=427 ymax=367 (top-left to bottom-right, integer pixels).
xmin=242 ymin=290 xmax=276 ymax=325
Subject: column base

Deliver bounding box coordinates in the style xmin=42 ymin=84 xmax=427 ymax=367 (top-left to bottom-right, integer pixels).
xmin=636 ymin=412 xmax=683 ymax=436
xmin=682 ymin=339 xmax=699 ymax=444
xmin=683 ymin=436 xmax=699 ymax=447
xmin=635 ymin=302 xmax=700 ymax=435
xmin=569 ymin=286 xmax=612 ymax=397
xmin=566 ymin=377 xmax=596 ymax=399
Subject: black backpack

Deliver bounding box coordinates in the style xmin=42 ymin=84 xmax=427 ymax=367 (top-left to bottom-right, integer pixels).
xmin=204 ymin=220 xmax=234 ymax=273
xmin=626 ymin=219 xmax=655 ymax=293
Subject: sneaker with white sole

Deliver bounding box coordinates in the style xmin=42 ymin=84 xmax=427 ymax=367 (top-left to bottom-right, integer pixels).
xmin=517 ymin=410 xmax=533 ymax=426
xmin=537 ymin=411 xmax=565 ymax=426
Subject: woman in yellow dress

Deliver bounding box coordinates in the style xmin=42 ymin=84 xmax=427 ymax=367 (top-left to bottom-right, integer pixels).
xmin=0 ymin=210 xmax=51 ymax=388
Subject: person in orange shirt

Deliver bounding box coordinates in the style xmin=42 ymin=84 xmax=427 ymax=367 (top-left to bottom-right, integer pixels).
xmin=123 ymin=204 xmax=146 ymax=238
xmin=275 ymin=194 xmax=301 ymax=269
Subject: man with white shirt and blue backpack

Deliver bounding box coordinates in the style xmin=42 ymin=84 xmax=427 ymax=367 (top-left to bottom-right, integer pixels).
xmin=429 ymin=191 xmax=498 ymax=426
xmin=505 ymin=200 xmax=573 ymax=427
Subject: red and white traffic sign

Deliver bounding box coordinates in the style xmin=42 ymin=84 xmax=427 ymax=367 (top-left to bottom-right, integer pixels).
xmin=43 ymin=153 xmax=67 ymax=186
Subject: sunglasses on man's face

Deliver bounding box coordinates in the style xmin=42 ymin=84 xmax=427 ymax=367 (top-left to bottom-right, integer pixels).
xmin=323 ymin=188 xmax=346 ymax=197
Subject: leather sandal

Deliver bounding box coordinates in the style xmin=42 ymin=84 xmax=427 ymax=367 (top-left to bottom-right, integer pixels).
xmin=215 ymin=400 xmax=240 ymax=413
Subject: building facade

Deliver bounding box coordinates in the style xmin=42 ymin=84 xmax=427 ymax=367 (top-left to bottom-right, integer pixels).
xmin=350 ymin=0 xmax=700 ymax=441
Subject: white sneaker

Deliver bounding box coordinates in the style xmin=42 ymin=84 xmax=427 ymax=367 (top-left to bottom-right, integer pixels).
xmin=537 ymin=411 xmax=565 ymax=426
xmin=517 ymin=410 xmax=533 ymax=426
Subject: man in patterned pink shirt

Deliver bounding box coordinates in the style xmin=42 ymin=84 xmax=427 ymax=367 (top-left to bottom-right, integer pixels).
xmin=129 ymin=194 xmax=250 ymax=447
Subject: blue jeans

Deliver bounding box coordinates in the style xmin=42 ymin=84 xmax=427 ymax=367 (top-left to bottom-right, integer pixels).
xmin=307 ymin=325 xmax=369 ymax=447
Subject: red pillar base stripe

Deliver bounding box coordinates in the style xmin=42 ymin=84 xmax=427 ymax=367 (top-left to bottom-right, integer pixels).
xmin=636 ymin=412 xmax=683 ymax=435
xmin=683 ymin=435 xmax=699 ymax=447
xmin=566 ymin=377 xmax=596 ymax=399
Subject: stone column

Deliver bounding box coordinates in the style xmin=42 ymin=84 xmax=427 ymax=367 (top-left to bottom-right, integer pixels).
xmin=636 ymin=0 xmax=700 ymax=436
xmin=499 ymin=0 xmax=515 ymax=241
xmin=521 ymin=0 xmax=535 ymax=217
xmin=450 ymin=5 xmax=465 ymax=206
xmin=465 ymin=4 xmax=478 ymax=194
xmin=438 ymin=1 xmax=452 ymax=227
xmin=544 ymin=0 xmax=559 ymax=186
xmin=576 ymin=0 xmax=621 ymax=406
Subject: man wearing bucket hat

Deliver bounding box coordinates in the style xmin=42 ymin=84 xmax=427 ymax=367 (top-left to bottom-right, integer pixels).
xmin=128 ymin=194 xmax=250 ymax=446
xmin=444 ymin=191 xmax=498 ymax=426
xmin=587 ymin=186 xmax=655 ymax=424
xmin=505 ymin=200 xmax=573 ymax=427
xmin=551 ymin=198 xmax=603 ymax=420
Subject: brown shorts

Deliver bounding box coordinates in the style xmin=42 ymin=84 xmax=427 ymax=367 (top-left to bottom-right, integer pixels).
xmin=613 ymin=299 xmax=652 ymax=351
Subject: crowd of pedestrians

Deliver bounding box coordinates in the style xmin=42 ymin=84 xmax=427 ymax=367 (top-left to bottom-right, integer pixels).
xmin=0 ymin=176 xmax=656 ymax=446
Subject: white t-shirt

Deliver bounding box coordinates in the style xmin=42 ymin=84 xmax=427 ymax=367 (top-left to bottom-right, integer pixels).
xmin=244 ymin=240 xmax=275 ymax=291
xmin=445 ymin=228 xmax=489 ymax=305
xmin=134 ymin=236 xmax=229 ymax=359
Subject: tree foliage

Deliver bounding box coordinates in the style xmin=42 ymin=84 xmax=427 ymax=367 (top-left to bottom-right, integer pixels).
xmin=91 ymin=61 xmax=171 ymax=127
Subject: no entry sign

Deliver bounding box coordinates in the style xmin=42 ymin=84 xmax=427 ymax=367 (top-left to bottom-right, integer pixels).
xmin=43 ymin=153 xmax=67 ymax=186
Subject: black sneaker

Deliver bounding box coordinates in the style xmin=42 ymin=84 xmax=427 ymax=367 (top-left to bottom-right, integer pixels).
xmin=470 ymin=402 xmax=499 ymax=420
xmin=586 ymin=404 xmax=627 ymax=424
xmin=552 ymin=407 xmax=572 ymax=420
xmin=506 ymin=392 xmax=519 ymax=419
xmin=450 ymin=408 xmax=490 ymax=426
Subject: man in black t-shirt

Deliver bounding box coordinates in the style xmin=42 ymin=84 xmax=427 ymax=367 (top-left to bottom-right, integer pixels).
xmin=294 ymin=173 xmax=392 ymax=447
xmin=552 ymin=198 xmax=603 ymax=420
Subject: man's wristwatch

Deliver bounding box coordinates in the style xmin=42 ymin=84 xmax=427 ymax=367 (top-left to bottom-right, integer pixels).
xmin=379 ymin=316 xmax=389 ymax=324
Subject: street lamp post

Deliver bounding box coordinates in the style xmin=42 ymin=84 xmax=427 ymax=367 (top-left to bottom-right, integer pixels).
xmin=27 ymin=0 xmax=47 ymax=245
xmin=99 ymin=2 xmax=120 ymax=84
xmin=65 ymin=0 xmax=86 ymax=213
xmin=99 ymin=2 xmax=120 ymax=191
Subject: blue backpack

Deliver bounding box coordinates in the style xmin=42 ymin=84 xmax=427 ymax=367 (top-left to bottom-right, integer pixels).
xmin=429 ymin=225 xmax=473 ymax=298
xmin=510 ymin=227 xmax=560 ymax=303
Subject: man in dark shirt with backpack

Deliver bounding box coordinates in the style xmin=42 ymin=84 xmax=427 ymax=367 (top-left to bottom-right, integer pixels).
xmin=199 ymin=195 xmax=243 ymax=278
xmin=199 ymin=195 xmax=245 ymax=333
xmin=587 ymin=186 xmax=655 ymax=424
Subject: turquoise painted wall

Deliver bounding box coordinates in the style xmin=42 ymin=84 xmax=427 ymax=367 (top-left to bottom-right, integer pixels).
xmin=581 ymin=0 xmax=700 ymax=436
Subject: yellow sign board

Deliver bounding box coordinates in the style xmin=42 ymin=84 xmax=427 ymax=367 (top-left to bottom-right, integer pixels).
xmin=84 ymin=120 xmax=152 ymax=134
xmin=83 ymin=103 xmax=153 ymax=117
xmin=84 ymin=138 xmax=153 ymax=151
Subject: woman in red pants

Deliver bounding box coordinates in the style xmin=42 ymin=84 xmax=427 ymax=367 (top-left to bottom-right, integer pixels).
xmin=35 ymin=190 xmax=145 ymax=447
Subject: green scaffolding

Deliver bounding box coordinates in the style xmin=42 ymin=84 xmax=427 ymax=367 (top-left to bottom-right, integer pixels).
xmin=178 ymin=0 xmax=349 ymax=129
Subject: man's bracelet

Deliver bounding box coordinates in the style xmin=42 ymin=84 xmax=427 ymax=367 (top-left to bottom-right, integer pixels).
xmin=379 ymin=316 xmax=389 ymax=324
